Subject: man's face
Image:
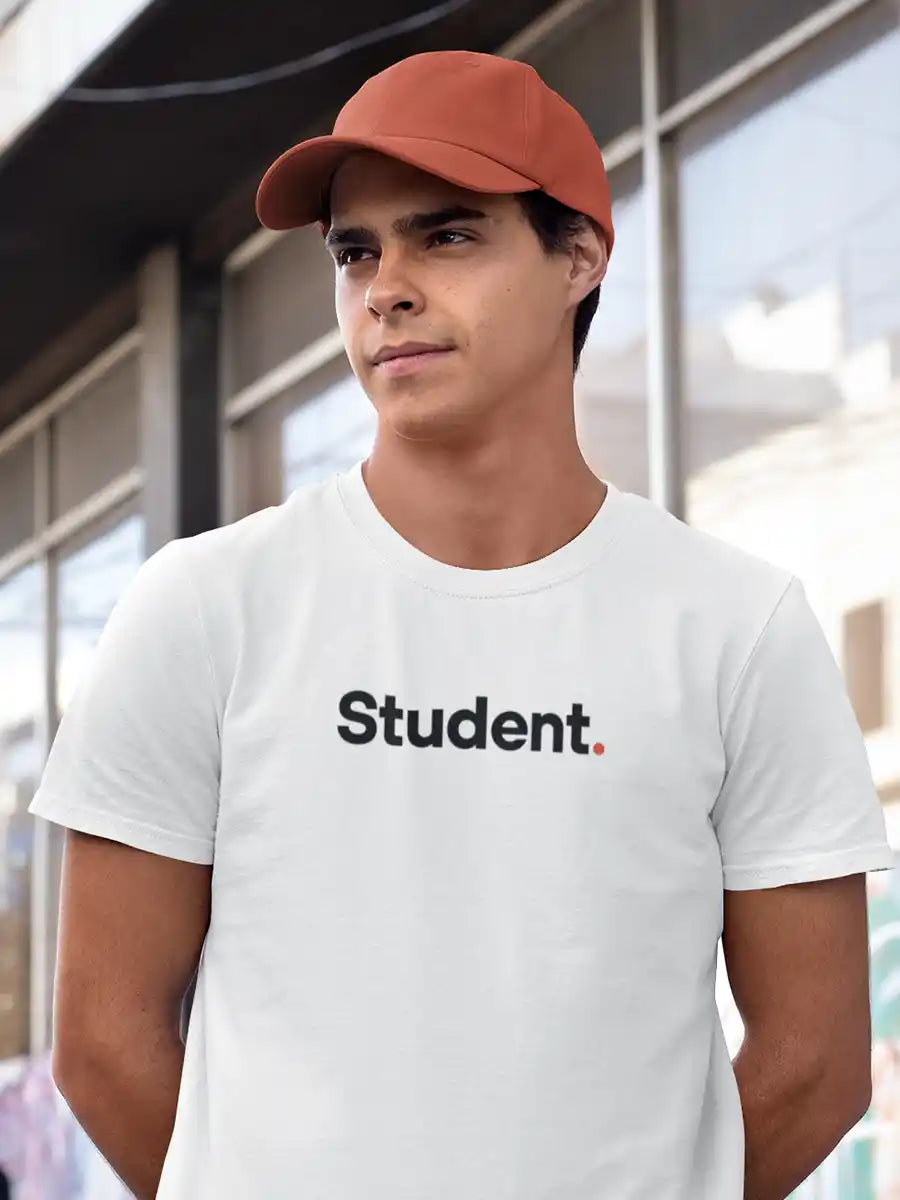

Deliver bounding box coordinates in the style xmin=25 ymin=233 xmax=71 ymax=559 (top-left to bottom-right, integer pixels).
xmin=326 ymin=150 xmax=587 ymax=442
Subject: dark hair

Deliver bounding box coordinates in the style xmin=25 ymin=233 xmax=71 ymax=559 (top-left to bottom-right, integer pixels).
xmin=515 ymin=190 xmax=601 ymax=374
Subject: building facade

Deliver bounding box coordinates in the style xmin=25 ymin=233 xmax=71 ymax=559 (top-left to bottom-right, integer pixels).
xmin=1 ymin=0 xmax=899 ymax=1194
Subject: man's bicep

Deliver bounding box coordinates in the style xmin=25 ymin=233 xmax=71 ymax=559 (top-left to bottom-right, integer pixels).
xmin=721 ymin=874 xmax=873 ymax=1096
xmin=52 ymin=829 xmax=212 ymax=1082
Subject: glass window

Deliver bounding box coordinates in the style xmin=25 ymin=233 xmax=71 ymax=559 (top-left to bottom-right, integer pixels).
xmin=0 ymin=437 xmax=34 ymax=558
xmin=521 ymin=0 xmax=641 ymax=146
xmin=575 ymin=159 xmax=647 ymax=495
xmin=679 ymin=5 xmax=900 ymax=573
xmin=51 ymin=351 xmax=140 ymax=519
xmin=0 ymin=562 xmax=43 ymax=1059
xmin=56 ymin=507 xmax=146 ymax=717
xmin=282 ymin=374 xmax=377 ymax=494
xmin=226 ymin=225 xmax=337 ymax=395
xmin=233 ymin=353 xmax=376 ymax=517
xmin=659 ymin=0 xmax=841 ymax=106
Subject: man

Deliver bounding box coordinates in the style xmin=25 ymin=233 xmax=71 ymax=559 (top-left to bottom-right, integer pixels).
xmin=30 ymin=49 xmax=895 ymax=1200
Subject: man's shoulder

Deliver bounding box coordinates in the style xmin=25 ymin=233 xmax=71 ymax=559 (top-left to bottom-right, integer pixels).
xmin=613 ymin=485 xmax=795 ymax=633
xmin=178 ymin=474 xmax=336 ymax=578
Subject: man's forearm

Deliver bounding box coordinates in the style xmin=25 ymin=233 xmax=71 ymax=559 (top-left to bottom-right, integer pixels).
xmin=733 ymin=1035 xmax=869 ymax=1200
xmin=54 ymin=1027 xmax=185 ymax=1200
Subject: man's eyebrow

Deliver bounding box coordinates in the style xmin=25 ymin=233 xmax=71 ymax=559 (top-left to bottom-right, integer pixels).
xmin=324 ymin=205 xmax=488 ymax=250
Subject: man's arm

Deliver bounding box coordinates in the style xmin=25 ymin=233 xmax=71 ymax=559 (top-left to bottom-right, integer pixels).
xmin=722 ymin=872 xmax=874 ymax=1200
xmin=51 ymin=828 xmax=213 ymax=1200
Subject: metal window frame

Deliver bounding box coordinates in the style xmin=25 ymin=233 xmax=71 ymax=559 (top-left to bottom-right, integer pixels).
xmin=641 ymin=0 xmax=682 ymax=518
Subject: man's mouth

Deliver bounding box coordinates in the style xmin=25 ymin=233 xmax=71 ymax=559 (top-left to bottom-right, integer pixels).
xmin=374 ymin=348 xmax=455 ymax=375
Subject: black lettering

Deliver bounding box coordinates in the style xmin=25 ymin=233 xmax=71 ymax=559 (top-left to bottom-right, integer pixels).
xmin=339 ymin=691 xmax=594 ymax=755
xmin=408 ymin=707 xmax=443 ymax=747
xmin=380 ymin=694 xmax=403 ymax=745
xmin=492 ymin=711 xmax=528 ymax=750
xmin=566 ymin=703 xmax=591 ymax=754
xmin=531 ymin=712 xmax=564 ymax=752
xmin=447 ymin=695 xmax=488 ymax=749
xmin=337 ymin=690 xmax=378 ymax=744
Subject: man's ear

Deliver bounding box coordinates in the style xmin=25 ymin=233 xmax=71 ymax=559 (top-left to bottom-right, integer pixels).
xmin=569 ymin=217 xmax=608 ymax=304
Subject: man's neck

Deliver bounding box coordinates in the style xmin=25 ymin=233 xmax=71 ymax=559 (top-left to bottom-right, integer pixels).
xmin=360 ymin=446 xmax=609 ymax=572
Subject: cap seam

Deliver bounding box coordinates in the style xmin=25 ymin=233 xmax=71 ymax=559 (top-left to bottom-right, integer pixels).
xmin=390 ymin=137 xmax=541 ymax=187
xmin=521 ymin=69 xmax=530 ymax=167
xmin=293 ymin=131 xmax=544 ymax=182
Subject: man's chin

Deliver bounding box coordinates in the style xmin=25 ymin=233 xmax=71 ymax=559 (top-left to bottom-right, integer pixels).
xmin=370 ymin=387 xmax=478 ymax=438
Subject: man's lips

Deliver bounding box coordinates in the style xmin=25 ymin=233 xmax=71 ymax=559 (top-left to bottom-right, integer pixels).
xmin=373 ymin=348 xmax=455 ymax=375
xmin=372 ymin=342 xmax=454 ymax=364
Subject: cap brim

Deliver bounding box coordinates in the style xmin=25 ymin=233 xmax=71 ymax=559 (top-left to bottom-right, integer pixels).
xmin=255 ymin=134 xmax=540 ymax=230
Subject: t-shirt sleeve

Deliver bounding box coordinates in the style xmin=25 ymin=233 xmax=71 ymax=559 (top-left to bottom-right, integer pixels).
xmin=27 ymin=538 xmax=220 ymax=864
xmin=711 ymin=574 xmax=895 ymax=890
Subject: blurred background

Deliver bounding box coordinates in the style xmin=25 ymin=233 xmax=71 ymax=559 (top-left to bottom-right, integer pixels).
xmin=0 ymin=0 xmax=898 ymax=1195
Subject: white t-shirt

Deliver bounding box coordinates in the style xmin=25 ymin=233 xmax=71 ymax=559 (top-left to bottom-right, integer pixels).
xmin=29 ymin=460 xmax=895 ymax=1199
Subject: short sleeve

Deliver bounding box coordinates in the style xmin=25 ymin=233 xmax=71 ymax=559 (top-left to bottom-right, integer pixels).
xmin=28 ymin=538 xmax=220 ymax=864
xmin=711 ymin=574 xmax=895 ymax=890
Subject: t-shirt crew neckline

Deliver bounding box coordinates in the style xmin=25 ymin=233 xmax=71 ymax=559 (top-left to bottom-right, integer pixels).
xmin=333 ymin=458 xmax=627 ymax=598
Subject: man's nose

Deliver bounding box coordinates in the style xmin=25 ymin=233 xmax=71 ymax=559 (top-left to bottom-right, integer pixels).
xmin=365 ymin=249 xmax=425 ymax=318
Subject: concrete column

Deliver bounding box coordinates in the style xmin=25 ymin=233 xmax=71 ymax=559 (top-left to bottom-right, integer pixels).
xmin=138 ymin=241 xmax=221 ymax=553
xmin=641 ymin=0 xmax=684 ymax=520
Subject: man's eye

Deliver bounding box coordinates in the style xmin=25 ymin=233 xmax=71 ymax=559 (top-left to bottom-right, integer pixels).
xmin=336 ymin=232 xmax=469 ymax=267
xmin=336 ymin=247 xmax=371 ymax=267
xmin=429 ymin=230 xmax=469 ymax=246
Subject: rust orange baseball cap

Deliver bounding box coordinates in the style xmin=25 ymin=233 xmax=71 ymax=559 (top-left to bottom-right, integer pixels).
xmin=255 ymin=50 xmax=614 ymax=257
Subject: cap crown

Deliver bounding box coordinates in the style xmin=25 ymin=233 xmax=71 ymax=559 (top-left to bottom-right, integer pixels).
xmin=333 ymin=51 xmax=612 ymax=247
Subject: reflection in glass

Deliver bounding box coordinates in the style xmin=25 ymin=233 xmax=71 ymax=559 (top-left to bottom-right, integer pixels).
xmin=0 ymin=563 xmax=43 ymax=1059
xmin=50 ymin=352 xmax=140 ymax=521
xmin=575 ymin=160 xmax=647 ymax=495
xmin=226 ymin=226 xmax=338 ymax=395
xmin=238 ymin=355 xmax=376 ymax=515
xmin=56 ymin=512 xmax=145 ymax=717
xmin=679 ymin=16 xmax=900 ymax=575
xmin=680 ymin=17 xmax=900 ymax=522
xmin=0 ymin=438 xmax=35 ymax=559
xmin=283 ymin=374 xmax=377 ymax=494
